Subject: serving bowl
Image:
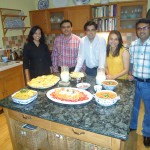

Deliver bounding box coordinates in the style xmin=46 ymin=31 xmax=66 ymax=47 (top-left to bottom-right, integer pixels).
xmin=76 ymin=82 xmax=90 ymax=90
xmin=102 ymin=80 xmax=118 ymax=91
xmin=94 ymin=90 xmax=119 ymax=107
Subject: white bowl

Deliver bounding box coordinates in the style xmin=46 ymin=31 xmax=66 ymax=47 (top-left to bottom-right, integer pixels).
xmin=76 ymin=82 xmax=90 ymax=90
xmin=94 ymin=90 xmax=119 ymax=107
xmin=102 ymin=80 xmax=118 ymax=91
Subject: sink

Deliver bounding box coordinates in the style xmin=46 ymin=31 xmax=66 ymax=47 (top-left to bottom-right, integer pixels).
xmin=0 ymin=61 xmax=23 ymax=71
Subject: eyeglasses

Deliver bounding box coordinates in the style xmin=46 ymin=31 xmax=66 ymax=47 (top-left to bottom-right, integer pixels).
xmin=137 ymin=26 xmax=150 ymax=31
xmin=86 ymin=29 xmax=96 ymax=32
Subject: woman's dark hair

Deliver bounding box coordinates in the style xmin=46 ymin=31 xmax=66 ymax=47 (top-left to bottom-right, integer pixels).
xmin=60 ymin=20 xmax=72 ymax=28
xmin=27 ymin=25 xmax=45 ymax=43
xmin=106 ymin=30 xmax=123 ymax=57
xmin=84 ymin=20 xmax=98 ymax=31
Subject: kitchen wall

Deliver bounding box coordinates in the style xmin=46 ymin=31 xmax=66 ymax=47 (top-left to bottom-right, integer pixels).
xmin=0 ymin=0 xmax=150 ymax=50
xmin=0 ymin=0 xmax=35 ymax=48
xmin=35 ymin=0 xmax=150 ymax=9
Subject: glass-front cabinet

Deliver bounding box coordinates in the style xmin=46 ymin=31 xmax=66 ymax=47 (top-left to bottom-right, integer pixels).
xmin=48 ymin=8 xmax=67 ymax=34
xmin=92 ymin=1 xmax=147 ymax=33
xmin=117 ymin=2 xmax=147 ymax=32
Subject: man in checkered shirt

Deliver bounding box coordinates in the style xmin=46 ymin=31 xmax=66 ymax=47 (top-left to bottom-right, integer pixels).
xmin=129 ymin=18 xmax=150 ymax=147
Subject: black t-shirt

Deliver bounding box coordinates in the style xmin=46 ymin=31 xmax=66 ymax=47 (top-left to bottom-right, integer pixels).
xmin=23 ymin=42 xmax=52 ymax=79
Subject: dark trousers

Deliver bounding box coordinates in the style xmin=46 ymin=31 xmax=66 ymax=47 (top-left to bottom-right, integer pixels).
xmin=85 ymin=66 xmax=98 ymax=76
xmin=58 ymin=66 xmax=75 ymax=73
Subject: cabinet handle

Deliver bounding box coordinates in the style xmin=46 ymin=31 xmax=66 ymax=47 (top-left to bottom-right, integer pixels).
xmin=22 ymin=114 xmax=31 ymax=119
xmin=72 ymin=128 xmax=85 ymax=135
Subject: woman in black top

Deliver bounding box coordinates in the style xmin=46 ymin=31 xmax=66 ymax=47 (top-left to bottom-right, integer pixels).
xmin=23 ymin=26 xmax=52 ymax=83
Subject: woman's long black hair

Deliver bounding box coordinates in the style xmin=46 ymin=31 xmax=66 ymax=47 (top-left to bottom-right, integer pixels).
xmin=106 ymin=30 xmax=123 ymax=57
xmin=27 ymin=25 xmax=45 ymax=44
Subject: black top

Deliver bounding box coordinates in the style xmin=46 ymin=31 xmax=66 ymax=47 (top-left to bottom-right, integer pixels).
xmin=23 ymin=42 xmax=52 ymax=79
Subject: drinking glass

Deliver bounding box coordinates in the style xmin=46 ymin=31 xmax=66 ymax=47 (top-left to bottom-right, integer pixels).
xmin=60 ymin=66 xmax=69 ymax=82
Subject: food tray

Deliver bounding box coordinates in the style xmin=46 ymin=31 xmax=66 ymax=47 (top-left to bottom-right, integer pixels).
xmin=12 ymin=92 xmax=38 ymax=105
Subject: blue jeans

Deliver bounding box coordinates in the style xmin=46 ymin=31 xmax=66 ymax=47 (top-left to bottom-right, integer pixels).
xmin=130 ymin=80 xmax=150 ymax=137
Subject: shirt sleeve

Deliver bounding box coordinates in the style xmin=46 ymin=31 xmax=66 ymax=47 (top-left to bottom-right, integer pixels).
xmin=74 ymin=39 xmax=85 ymax=72
xmin=98 ymin=37 xmax=106 ymax=68
xmin=51 ymin=39 xmax=59 ymax=73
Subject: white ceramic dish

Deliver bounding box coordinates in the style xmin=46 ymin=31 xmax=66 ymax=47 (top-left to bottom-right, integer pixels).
xmin=94 ymin=90 xmax=120 ymax=107
xmin=12 ymin=91 xmax=38 ymax=105
xmin=76 ymin=82 xmax=90 ymax=90
xmin=46 ymin=87 xmax=93 ymax=105
xmin=102 ymin=80 xmax=118 ymax=91
xmin=38 ymin=0 xmax=49 ymax=9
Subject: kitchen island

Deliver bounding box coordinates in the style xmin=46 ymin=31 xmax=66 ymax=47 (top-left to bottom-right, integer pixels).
xmin=0 ymin=76 xmax=135 ymax=150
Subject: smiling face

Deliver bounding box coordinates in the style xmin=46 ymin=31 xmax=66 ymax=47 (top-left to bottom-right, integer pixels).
xmin=85 ymin=25 xmax=97 ymax=42
xmin=136 ymin=23 xmax=150 ymax=43
xmin=108 ymin=33 xmax=119 ymax=50
xmin=60 ymin=22 xmax=72 ymax=37
xmin=33 ymin=29 xmax=41 ymax=42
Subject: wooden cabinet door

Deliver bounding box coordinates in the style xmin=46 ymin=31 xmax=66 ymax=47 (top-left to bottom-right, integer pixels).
xmin=48 ymin=8 xmax=68 ymax=34
xmin=0 ymin=78 xmax=5 ymax=100
xmin=29 ymin=10 xmax=49 ymax=34
xmin=67 ymin=5 xmax=91 ymax=33
xmin=0 ymin=65 xmax=25 ymax=99
xmin=117 ymin=1 xmax=147 ymax=32
xmin=4 ymin=66 xmax=25 ymax=98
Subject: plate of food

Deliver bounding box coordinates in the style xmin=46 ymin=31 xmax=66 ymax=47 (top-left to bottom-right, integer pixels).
xmin=70 ymin=72 xmax=84 ymax=79
xmin=46 ymin=87 xmax=93 ymax=105
xmin=12 ymin=89 xmax=38 ymax=105
xmin=76 ymin=82 xmax=90 ymax=90
xmin=27 ymin=75 xmax=60 ymax=89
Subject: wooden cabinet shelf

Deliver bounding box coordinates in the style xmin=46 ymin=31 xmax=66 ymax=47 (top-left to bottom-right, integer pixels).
xmin=0 ymin=8 xmax=30 ymax=37
xmin=92 ymin=1 xmax=147 ymax=32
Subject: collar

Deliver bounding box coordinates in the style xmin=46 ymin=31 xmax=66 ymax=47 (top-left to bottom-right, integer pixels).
xmin=62 ymin=34 xmax=72 ymax=41
xmin=138 ymin=36 xmax=150 ymax=45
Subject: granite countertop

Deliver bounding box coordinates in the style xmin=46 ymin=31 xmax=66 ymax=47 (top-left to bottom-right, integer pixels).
xmin=0 ymin=61 xmax=23 ymax=71
xmin=0 ymin=76 xmax=135 ymax=140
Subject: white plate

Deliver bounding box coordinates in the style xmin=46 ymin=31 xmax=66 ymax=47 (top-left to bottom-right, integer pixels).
xmin=46 ymin=87 xmax=93 ymax=105
xmin=53 ymin=0 xmax=68 ymax=7
xmin=12 ymin=91 xmax=38 ymax=105
xmin=76 ymin=83 xmax=90 ymax=90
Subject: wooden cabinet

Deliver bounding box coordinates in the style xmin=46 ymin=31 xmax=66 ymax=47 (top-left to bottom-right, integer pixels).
xmin=5 ymin=109 xmax=123 ymax=150
xmin=92 ymin=1 xmax=147 ymax=32
xmin=0 ymin=65 xmax=25 ymax=100
xmin=29 ymin=9 xmax=49 ymax=34
xmin=29 ymin=5 xmax=91 ymax=34
xmin=117 ymin=1 xmax=147 ymax=32
xmin=47 ymin=8 xmax=68 ymax=34
xmin=0 ymin=8 xmax=30 ymax=37
xmin=67 ymin=5 xmax=91 ymax=33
